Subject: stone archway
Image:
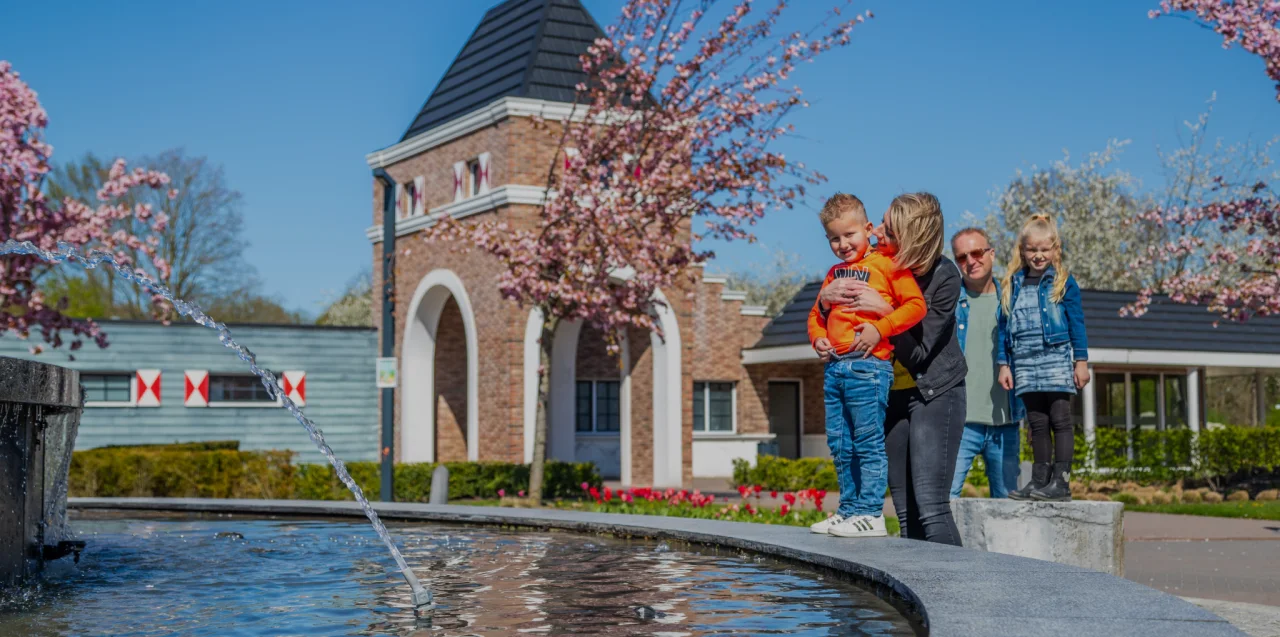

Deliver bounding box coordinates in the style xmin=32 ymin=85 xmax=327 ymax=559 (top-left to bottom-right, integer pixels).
xmin=400 ymin=269 xmax=479 ymax=462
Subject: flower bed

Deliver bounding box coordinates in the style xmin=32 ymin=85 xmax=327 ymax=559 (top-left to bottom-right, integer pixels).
xmin=551 ymin=483 xmax=901 ymax=534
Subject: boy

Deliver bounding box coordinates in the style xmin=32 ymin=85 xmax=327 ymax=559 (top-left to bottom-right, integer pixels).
xmin=807 ymin=193 xmax=926 ymax=538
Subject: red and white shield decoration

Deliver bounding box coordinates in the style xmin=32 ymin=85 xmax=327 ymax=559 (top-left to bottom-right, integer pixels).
xmin=281 ymin=371 xmax=306 ymax=407
xmin=135 ymin=370 xmax=161 ymax=407
xmin=184 ymin=370 xmax=209 ymax=407
xmin=477 ymin=152 xmax=492 ymax=195
xmin=413 ymin=175 xmax=426 ymax=216
xmin=452 ymin=161 xmax=466 ymax=202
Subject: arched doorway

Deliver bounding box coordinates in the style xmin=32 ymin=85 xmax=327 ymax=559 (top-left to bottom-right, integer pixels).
xmin=401 ymin=269 xmax=479 ymax=462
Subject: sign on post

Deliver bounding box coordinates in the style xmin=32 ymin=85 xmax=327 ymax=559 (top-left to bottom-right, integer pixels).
xmin=376 ymin=357 xmax=397 ymax=388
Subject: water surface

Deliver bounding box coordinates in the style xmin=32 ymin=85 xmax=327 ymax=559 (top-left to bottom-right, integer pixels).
xmin=0 ymin=512 xmax=914 ymax=636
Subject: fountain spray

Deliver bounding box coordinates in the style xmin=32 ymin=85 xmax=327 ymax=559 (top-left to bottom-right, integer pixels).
xmin=0 ymin=240 xmax=434 ymax=614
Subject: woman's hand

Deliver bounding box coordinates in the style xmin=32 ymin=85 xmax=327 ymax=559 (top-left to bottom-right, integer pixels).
xmin=851 ymin=324 xmax=882 ymax=358
xmin=1074 ymin=361 xmax=1091 ymax=389
xmin=813 ymin=337 xmax=834 ymax=362
xmin=998 ymin=365 xmax=1014 ymax=391
xmin=818 ymin=278 xmax=860 ymax=310
xmin=845 ymin=280 xmax=893 ymax=318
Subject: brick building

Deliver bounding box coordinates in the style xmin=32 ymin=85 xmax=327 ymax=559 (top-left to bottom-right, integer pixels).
xmin=365 ymin=0 xmax=780 ymax=487
xmin=366 ymin=0 xmax=1280 ymax=487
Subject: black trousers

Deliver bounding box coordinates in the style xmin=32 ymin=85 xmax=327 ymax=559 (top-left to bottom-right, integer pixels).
xmin=1023 ymin=391 xmax=1074 ymax=465
xmin=885 ymin=383 xmax=965 ymax=546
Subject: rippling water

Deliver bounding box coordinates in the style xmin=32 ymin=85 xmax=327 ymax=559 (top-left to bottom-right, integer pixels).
xmin=0 ymin=512 xmax=914 ymax=636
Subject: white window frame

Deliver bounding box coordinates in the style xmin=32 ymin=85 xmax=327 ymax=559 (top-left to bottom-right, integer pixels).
xmin=467 ymin=158 xmax=481 ymax=197
xmin=82 ymin=371 xmax=138 ymax=408
xmin=576 ymin=379 xmax=621 ymax=436
xmin=693 ymin=380 xmax=738 ymax=436
xmin=206 ymin=373 xmax=284 ymax=409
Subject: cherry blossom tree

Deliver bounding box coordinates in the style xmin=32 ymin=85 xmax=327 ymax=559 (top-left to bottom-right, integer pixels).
xmin=1 ymin=61 xmax=173 ymax=351
xmin=424 ymin=0 xmax=869 ymax=500
xmin=1125 ymin=3 xmax=1280 ymax=321
xmin=1150 ymin=0 xmax=1280 ymax=102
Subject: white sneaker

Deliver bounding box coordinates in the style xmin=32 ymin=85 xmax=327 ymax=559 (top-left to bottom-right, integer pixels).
xmin=809 ymin=514 xmax=845 ymax=534
xmin=828 ymin=515 xmax=888 ymax=538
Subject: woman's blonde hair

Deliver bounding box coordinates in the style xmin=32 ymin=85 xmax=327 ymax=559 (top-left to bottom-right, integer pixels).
xmin=885 ymin=192 xmax=944 ymax=276
xmin=1000 ymin=214 xmax=1068 ymax=312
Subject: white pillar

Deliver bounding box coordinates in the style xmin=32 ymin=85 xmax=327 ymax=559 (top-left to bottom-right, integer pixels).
xmin=549 ymin=320 xmax=582 ymax=462
xmin=522 ymin=308 xmax=544 ymax=463
xmin=1082 ymin=364 xmax=1097 ymax=470
xmin=1187 ymin=367 xmax=1202 ymax=434
xmin=619 ymin=330 xmax=632 ymax=486
xmin=1124 ymin=371 xmax=1134 ymax=462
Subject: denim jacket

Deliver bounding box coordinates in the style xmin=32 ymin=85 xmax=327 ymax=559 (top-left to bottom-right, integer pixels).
xmin=956 ymin=280 xmax=1025 ymax=423
xmin=995 ymin=266 xmax=1089 ymax=367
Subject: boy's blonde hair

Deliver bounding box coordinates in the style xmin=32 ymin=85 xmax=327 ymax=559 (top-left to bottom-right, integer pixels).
xmin=819 ymin=193 xmax=867 ymax=226
xmin=886 ymin=192 xmax=944 ymax=275
xmin=1000 ymin=214 xmax=1068 ymax=312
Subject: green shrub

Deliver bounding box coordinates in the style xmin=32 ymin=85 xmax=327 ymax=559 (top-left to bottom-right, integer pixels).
xmin=732 ymin=455 xmax=838 ymax=491
xmin=70 ymin=442 xmax=601 ymax=501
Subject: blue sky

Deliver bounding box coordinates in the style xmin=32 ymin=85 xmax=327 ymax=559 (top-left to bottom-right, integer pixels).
xmin=3 ymin=1 xmax=1276 ymax=314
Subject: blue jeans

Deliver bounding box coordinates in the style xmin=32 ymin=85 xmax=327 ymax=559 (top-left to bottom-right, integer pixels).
xmin=949 ymin=423 xmax=1021 ymax=499
xmin=823 ymin=356 xmax=893 ymax=518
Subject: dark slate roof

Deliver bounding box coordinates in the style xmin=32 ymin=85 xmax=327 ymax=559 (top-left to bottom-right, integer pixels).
xmin=751 ymin=283 xmax=1280 ymax=355
xmin=401 ymin=0 xmax=607 ymax=141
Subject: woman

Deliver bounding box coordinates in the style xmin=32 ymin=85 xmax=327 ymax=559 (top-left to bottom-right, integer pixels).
xmin=816 ymin=192 xmax=967 ymax=545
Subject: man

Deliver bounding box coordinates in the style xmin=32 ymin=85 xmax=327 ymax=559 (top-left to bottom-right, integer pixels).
xmin=950 ymin=228 xmax=1024 ymax=499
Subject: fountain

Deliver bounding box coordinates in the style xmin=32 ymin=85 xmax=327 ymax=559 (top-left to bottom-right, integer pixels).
xmin=0 ymin=239 xmax=1245 ymax=635
xmin=0 ymin=357 xmax=85 ymax=587
xmin=0 ymin=239 xmax=431 ymax=614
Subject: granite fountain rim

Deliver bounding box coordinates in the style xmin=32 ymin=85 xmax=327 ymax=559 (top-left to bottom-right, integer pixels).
xmin=67 ymin=497 xmax=1243 ymax=636
xmin=0 ymin=356 xmax=82 ymax=409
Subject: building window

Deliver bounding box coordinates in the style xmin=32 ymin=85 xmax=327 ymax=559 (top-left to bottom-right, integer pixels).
xmin=402 ymin=180 xmax=416 ymax=218
xmin=693 ymin=381 xmax=735 ymax=432
xmin=208 ymin=374 xmax=275 ymax=403
xmin=468 ymin=159 xmax=481 ymax=196
xmin=575 ymin=380 xmax=620 ymax=433
xmin=83 ymin=373 xmax=132 ymax=404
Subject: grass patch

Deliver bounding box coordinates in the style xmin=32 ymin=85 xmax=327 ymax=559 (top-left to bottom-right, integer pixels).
xmin=1123 ymin=500 xmax=1280 ymax=521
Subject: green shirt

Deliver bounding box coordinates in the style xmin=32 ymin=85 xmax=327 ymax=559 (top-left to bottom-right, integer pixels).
xmin=962 ymin=289 xmax=1013 ymax=426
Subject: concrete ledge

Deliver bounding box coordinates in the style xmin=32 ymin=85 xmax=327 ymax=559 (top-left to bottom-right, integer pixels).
xmin=953 ymin=499 xmax=1125 ymax=576
xmin=0 ymin=357 xmax=81 ymax=409
xmin=68 ymin=498 xmax=1242 ymax=637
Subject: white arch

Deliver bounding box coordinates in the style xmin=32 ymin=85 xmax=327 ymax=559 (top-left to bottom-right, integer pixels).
xmin=650 ymin=288 xmax=684 ymax=487
xmin=522 ymin=307 xmax=544 ymax=463
xmin=400 ymin=269 xmax=480 ymax=462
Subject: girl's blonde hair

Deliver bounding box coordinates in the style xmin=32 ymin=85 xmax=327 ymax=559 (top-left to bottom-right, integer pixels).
xmin=886 ymin=192 xmax=944 ymax=276
xmin=1000 ymin=214 xmax=1068 ymax=312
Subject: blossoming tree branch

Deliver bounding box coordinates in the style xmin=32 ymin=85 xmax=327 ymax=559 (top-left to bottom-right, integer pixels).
xmin=424 ymin=0 xmax=869 ymax=500
xmin=1 ymin=61 xmax=174 ymax=352
xmin=1128 ymin=2 xmax=1280 ymax=321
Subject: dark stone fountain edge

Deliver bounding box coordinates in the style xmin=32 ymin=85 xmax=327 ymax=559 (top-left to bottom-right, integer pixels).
xmin=67 ymin=497 xmax=1241 ymax=636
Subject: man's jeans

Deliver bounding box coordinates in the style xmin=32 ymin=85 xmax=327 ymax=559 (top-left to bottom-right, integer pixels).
xmin=949 ymin=423 xmax=1021 ymax=499
xmin=823 ymin=356 xmax=894 ymax=518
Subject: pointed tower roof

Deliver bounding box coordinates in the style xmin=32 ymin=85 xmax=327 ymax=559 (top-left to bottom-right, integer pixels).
xmin=401 ymin=0 xmax=608 ymax=141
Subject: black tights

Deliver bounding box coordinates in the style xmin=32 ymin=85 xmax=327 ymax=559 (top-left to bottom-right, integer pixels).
xmin=1023 ymin=392 xmax=1073 ymax=465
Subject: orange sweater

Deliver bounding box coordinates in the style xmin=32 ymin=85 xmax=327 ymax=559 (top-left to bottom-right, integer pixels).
xmin=807 ymin=250 xmax=927 ymax=360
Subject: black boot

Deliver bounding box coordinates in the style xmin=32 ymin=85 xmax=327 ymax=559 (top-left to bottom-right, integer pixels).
xmin=1031 ymin=462 xmax=1073 ymax=502
xmin=1008 ymin=463 xmax=1049 ymax=500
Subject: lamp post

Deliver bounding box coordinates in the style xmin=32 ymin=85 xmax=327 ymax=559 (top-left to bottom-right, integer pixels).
xmin=373 ymin=168 xmax=396 ymax=502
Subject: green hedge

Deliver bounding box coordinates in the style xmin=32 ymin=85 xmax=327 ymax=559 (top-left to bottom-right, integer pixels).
xmin=731 ymin=455 xmax=838 ymax=491
xmin=69 ymin=444 xmax=601 ymax=501
xmin=734 ymin=426 xmax=1280 ymax=490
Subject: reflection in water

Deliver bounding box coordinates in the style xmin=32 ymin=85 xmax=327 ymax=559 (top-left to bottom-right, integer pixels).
xmin=0 ymin=512 xmax=913 ymax=636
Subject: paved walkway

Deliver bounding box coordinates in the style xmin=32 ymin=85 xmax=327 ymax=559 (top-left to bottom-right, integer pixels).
xmin=680 ymin=481 xmax=1280 ymax=607
xmin=1124 ymin=512 xmax=1280 ymax=608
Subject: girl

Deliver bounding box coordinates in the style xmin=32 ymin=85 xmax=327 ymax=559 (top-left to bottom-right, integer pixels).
xmin=998 ymin=215 xmax=1090 ymax=502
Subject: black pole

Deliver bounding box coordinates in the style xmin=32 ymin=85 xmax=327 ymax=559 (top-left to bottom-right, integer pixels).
xmin=374 ymin=168 xmax=397 ymax=502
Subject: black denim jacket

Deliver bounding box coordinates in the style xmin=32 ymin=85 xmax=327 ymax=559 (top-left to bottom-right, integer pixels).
xmin=890 ymin=257 xmax=967 ymax=402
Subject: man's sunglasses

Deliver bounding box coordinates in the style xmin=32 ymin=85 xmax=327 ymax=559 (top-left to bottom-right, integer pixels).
xmin=954 ymin=247 xmax=992 ymax=265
